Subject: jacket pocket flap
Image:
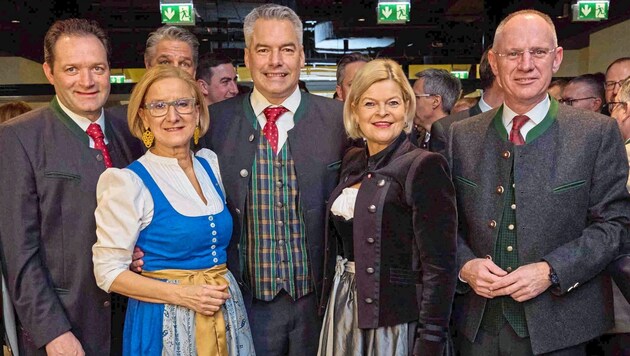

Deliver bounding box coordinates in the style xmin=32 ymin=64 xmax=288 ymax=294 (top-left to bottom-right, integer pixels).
xmin=44 ymin=171 xmax=81 ymax=181
xmin=552 ymin=180 xmax=586 ymax=193
xmin=326 ymin=160 xmax=342 ymax=171
xmin=454 ymin=175 xmax=477 ymax=188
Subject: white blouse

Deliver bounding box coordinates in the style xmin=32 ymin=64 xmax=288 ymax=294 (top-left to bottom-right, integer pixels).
xmin=330 ymin=188 xmax=358 ymax=221
xmin=93 ymin=148 xmax=226 ymax=292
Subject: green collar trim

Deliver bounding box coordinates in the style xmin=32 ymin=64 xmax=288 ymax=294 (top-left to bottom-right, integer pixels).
xmin=625 ymin=138 xmax=630 ymax=145
xmin=243 ymin=91 xmax=309 ymax=129
xmin=492 ymin=98 xmax=558 ymax=144
xmin=525 ymin=98 xmax=557 ymax=143
xmin=50 ymin=97 xmax=90 ymax=146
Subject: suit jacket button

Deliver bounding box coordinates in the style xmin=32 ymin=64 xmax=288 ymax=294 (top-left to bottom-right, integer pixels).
xmin=502 ymin=151 xmax=511 ymax=159
xmin=368 ymin=205 xmax=376 ymax=213
xmin=235 ymin=208 xmax=241 ymax=215
xmin=240 ymin=169 xmax=249 ymax=177
xmin=367 ymin=237 xmax=375 ymax=244
xmin=377 ymin=179 xmax=385 ymax=187
xmin=96 ymin=154 xmax=103 ymax=161
xmin=249 ymin=134 xmax=255 ymax=142
xmin=496 ymin=186 xmax=504 ymax=194
xmin=103 ymin=300 xmax=111 ymax=307
xmin=364 ymin=298 xmax=373 ymax=304
xmin=366 ymin=267 xmax=374 ymax=274
xmin=488 ymin=220 xmax=497 ymax=228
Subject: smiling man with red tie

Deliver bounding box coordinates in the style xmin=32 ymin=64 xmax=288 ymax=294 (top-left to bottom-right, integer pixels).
xmin=196 ymin=4 xmax=348 ymax=355
xmin=0 ymin=19 xmax=143 ymax=355
xmin=448 ymin=9 xmax=630 ymax=356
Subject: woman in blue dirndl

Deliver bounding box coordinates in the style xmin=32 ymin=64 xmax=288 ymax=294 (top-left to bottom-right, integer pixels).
xmin=93 ymin=65 xmax=255 ymax=356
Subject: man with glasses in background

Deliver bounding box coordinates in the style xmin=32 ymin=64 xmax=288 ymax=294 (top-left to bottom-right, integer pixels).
xmin=559 ymin=73 xmax=605 ymax=113
xmin=605 ymin=58 xmax=630 ymax=106
xmin=450 ymin=9 xmax=630 ymax=355
xmin=411 ymin=68 xmax=461 ymax=155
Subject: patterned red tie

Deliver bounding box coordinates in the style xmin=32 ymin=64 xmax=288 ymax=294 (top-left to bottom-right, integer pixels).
xmin=86 ymin=123 xmax=113 ymax=168
xmin=262 ymin=106 xmax=288 ymax=153
xmin=509 ymin=115 xmax=529 ymax=146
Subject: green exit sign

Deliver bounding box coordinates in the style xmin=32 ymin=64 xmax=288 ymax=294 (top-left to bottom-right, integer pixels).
xmin=451 ymin=71 xmax=469 ymax=80
xmin=378 ymin=2 xmax=410 ymax=24
xmin=160 ymin=3 xmax=195 ymax=26
xmin=110 ymin=75 xmax=125 ymax=84
xmin=576 ymin=1 xmax=609 ymax=21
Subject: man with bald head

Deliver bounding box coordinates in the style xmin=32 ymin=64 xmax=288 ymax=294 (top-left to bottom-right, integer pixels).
xmin=449 ymin=9 xmax=630 ymax=355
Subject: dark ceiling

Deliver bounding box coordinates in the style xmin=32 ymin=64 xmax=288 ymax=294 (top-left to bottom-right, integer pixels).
xmin=0 ymin=0 xmax=629 ymax=69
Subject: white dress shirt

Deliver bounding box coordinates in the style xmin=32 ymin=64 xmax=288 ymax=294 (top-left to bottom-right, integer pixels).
xmin=57 ymin=96 xmax=107 ymax=147
xmin=250 ymin=85 xmax=301 ymax=154
xmin=93 ymin=148 xmax=225 ymax=292
xmin=502 ymin=95 xmax=551 ymax=141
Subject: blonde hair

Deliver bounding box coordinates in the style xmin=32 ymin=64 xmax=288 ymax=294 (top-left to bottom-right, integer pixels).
xmin=343 ymin=58 xmax=415 ymax=139
xmin=127 ymin=65 xmax=209 ymax=140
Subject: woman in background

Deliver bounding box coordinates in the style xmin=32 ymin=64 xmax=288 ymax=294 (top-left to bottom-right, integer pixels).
xmin=318 ymin=59 xmax=457 ymax=356
xmin=93 ymin=65 xmax=254 ymax=356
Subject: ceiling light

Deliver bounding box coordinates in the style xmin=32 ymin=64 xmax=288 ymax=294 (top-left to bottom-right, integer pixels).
xmin=11 ymin=20 xmax=20 ymax=24
xmin=201 ymin=38 xmax=209 ymax=42
xmin=358 ymin=18 xmax=365 ymax=22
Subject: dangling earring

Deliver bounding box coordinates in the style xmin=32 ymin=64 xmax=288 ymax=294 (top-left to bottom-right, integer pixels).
xmin=193 ymin=125 xmax=201 ymax=145
xmin=142 ymin=127 xmax=154 ymax=148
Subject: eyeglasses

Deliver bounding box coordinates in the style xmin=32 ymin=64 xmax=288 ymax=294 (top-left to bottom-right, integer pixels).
xmin=558 ymin=97 xmax=597 ymax=106
xmin=607 ymin=101 xmax=628 ymax=112
xmin=605 ymin=80 xmax=626 ymax=91
xmin=493 ymin=47 xmax=557 ymax=61
xmin=143 ymin=98 xmax=197 ymax=117
xmin=415 ymin=93 xmax=439 ymax=99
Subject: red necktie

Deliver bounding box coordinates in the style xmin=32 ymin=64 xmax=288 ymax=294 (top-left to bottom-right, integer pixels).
xmin=509 ymin=115 xmax=529 ymax=146
xmin=86 ymin=123 xmax=113 ymax=168
xmin=262 ymin=106 xmax=288 ymax=153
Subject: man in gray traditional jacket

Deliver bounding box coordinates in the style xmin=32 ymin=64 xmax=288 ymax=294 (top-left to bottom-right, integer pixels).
xmin=449 ymin=9 xmax=630 ymax=355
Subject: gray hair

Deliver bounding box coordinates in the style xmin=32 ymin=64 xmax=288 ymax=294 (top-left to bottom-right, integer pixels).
xmin=493 ymin=9 xmax=558 ymax=49
xmin=568 ymin=73 xmax=606 ymax=102
xmin=243 ymin=4 xmax=303 ymax=48
xmin=336 ymin=52 xmax=370 ymax=86
xmin=144 ymin=25 xmax=199 ymax=66
xmin=415 ymin=69 xmax=462 ymax=114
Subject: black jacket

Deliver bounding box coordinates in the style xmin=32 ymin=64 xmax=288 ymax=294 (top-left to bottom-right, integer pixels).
xmin=320 ymin=134 xmax=457 ymax=356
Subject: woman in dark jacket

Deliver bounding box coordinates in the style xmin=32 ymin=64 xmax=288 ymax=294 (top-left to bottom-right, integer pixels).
xmin=317 ymin=59 xmax=458 ymax=356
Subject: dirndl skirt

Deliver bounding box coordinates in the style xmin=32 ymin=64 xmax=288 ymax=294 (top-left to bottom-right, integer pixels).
xmin=317 ymin=256 xmax=409 ymax=356
xmin=160 ymin=270 xmax=256 ymax=356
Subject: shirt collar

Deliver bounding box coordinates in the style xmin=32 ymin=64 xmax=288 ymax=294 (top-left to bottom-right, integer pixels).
xmin=250 ymin=85 xmax=301 ymax=117
xmin=502 ymin=94 xmax=550 ymax=128
xmin=478 ymin=94 xmax=492 ymax=112
xmin=56 ymin=96 xmax=106 ymax=133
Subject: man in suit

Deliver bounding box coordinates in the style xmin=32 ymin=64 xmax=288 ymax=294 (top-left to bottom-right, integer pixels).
xmin=0 ymin=19 xmax=143 ymax=355
xmin=197 ymin=4 xmax=347 ymax=355
xmin=410 ymin=68 xmax=460 ymax=154
xmin=195 ymin=52 xmax=239 ymax=106
xmin=449 ymin=10 xmax=630 ymax=355
xmin=440 ymin=47 xmax=504 ymax=131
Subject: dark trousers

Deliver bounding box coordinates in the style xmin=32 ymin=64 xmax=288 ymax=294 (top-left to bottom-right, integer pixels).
xmin=458 ymin=323 xmax=586 ymax=356
xmin=249 ymin=290 xmax=321 ymax=356
xmin=586 ymin=333 xmax=630 ymax=356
